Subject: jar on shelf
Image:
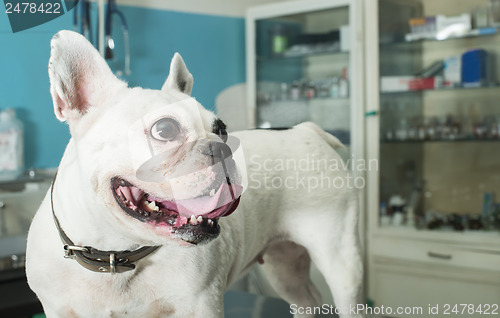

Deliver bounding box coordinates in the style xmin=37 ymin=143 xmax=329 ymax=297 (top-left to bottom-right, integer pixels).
xmin=395 ymin=118 xmax=409 ymax=141
xmin=0 ymin=108 xmax=24 ymax=181
xmin=330 ymin=77 xmax=340 ymax=98
xmin=269 ymin=24 xmax=289 ymax=57
xmin=290 ymin=81 xmax=301 ymax=100
xmin=305 ymin=81 xmax=316 ymax=99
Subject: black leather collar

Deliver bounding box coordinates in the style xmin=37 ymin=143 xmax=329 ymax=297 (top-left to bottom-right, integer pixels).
xmin=50 ymin=172 xmax=160 ymax=274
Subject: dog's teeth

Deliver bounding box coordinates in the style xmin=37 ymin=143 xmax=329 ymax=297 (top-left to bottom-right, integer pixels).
xmin=145 ymin=200 xmax=159 ymax=211
xmin=189 ymin=215 xmax=197 ymax=225
xmin=207 ymin=219 xmax=214 ymax=227
xmin=151 ymin=201 xmax=159 ymax=211
xmin=209 ymin=189 xmax=216 ymax=197
xmin=197 ymin=216 xmax=203 ymax=222
xmin=118 ymin=189 xmax=127 ymax=201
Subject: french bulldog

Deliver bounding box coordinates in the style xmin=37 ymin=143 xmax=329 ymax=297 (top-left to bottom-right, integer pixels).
xmin=26 ymin=30 xmax=364 ymax=318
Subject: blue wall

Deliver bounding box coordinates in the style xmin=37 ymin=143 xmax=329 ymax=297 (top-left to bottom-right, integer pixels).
xmin=0 ymin=5 xmax=245 ymax=169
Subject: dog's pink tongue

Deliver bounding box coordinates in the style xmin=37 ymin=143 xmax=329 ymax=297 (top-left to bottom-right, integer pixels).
xmin=176 ymin=183 xmax=242 ymax=218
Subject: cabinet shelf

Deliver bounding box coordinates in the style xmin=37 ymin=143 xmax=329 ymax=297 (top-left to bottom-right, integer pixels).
xmin=257 ymin=48 xmax=348 ymax=62
xmin=381 ymin=138 xmax=500 ymax=144
xmin=374 ymin=226 xmax=500 ymax=248
xmin=381 ymin=27 xmax=500 ymax=47
xmin=381 ymin=83 xmax=500 ymax=95
xmin=259 ymin=96 xmax=349 ymax=105
xmin=0 ymin=170 xmax=54 ymax=192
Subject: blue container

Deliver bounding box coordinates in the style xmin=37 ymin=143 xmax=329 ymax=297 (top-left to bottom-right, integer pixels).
xmin=461 ymin=49 xmax=488 ymax=87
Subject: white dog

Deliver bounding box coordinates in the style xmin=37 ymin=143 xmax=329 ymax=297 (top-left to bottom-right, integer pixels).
xmin=26 ymin=30 xmax=364 ymax=318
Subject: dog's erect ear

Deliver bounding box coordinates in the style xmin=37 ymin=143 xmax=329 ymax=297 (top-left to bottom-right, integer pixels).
xmin=162 ymin=53 xmax=193 ymax=96
xmin=48 ymin=30 xmax=125 ymax=122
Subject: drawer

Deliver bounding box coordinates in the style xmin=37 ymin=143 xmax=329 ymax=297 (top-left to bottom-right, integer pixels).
xmin=369 ymin=260 xmax=500 ymax=318
xmin=371 ymin=237 xmax=500 ymax=272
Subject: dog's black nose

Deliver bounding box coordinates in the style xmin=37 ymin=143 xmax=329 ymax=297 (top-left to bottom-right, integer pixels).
xmin=202 ymin=141 xmax=233 ymax=164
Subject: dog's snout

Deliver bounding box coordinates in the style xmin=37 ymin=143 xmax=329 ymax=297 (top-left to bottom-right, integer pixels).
xmin=202 ymin=141 xmax=232 ymax=163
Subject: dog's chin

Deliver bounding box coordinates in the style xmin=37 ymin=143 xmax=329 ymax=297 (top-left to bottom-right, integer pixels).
xmin=111 ymin=177 xmax=241 ymax=245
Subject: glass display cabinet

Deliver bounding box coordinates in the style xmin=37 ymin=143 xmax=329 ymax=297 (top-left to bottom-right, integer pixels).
xmin=245 ymin=0 xmax=365 ymax=304
xmin=365 ymin=0 xmax=500 ymax=314
xmin=246 ymin=0 xmax=364 ymax=164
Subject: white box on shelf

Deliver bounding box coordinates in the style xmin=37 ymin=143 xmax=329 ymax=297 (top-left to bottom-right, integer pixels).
xmin=380 ymin=76 xmax=415 ymax=92
xmin=436 ymin=14 xmax=471 ymax=39
xmin=340 ymin=25 xmax=350 ymax=52
xmin=443 ymin=55 xmax=461 ymax=84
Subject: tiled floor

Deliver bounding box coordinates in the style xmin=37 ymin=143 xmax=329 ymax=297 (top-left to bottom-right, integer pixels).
xmin=225 ymin=290 xmax=388 ymax=317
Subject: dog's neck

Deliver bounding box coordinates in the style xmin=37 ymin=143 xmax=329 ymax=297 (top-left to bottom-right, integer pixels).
xmin=50 ymin=171 xmax=160 ymax=274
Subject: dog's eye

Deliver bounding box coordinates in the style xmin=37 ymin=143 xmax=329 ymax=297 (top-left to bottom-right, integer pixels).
xmin=151 ymin=118 xmax=180 ymax=141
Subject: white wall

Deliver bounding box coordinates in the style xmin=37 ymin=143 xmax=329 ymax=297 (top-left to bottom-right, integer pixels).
xmin=117 ymin=0 xmax=291 ymax=17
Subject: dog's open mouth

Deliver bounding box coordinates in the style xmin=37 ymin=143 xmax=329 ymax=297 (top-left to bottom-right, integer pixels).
xmin=111 ymin=177 xmax=241 ymax=244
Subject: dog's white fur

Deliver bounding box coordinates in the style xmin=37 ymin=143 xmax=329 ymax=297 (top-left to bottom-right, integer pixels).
xmin=26 ymin=30 xmax=364 ymax=318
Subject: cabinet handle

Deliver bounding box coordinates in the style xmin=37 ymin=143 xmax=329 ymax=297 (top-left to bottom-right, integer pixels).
xmin=427 ymin=251 xmax=452 ymax=260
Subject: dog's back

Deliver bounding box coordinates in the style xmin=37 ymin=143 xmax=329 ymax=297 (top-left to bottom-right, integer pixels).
xmin=225 ymin=124 xmax=364 ymax=318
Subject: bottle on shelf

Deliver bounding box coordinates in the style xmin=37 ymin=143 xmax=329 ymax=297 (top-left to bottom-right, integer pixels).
xmin=305 ymin=81 xmax=316 ymax=99
xmin=0 ymin=108 xmax=24 ymax=181
xmin=330 ymin=77 xmax=339 ymax=98
xmin=425 ymin=117 xmax=437 ymax=140
xmin=269 ymin=24 xmax=289 ymax=57
xmin=379 ymin=202 xmax=391 ymax=226
xmin=389 ymin=195 xmax=406 ymax=226
xmin=290 ymin=81 xmax=301 ymax=100
xmin=280 ymin=82 xmax=289 ymax=101
xmin=395 ymin=118 xmax=409 ymax=141
xmin=488 ymin=116 xmax=499 ymax=139
xmin=408 ymin=117 xmax=418 ymax=140
xmin=417 ymin=118 xmax=426 ymax=140
xmin=405 ymin=207 xmax=415 ymax=227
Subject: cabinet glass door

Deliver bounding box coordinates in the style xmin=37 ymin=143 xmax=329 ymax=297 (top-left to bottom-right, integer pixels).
xmin=376 ymin=0 xmax=500 ymax=234
xmin=246 ymin=0 xmax=363 ymax=155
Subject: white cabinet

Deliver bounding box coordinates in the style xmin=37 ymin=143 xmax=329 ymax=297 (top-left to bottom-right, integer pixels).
xmin=364 ymin=0 xmax=500 ymax=315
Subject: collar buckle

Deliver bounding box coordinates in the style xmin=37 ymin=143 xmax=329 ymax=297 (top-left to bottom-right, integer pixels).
xmin=64 ymin=244 xmax=90 ymax=259
xmin=109 ymin=253 xmax=116 ymax=274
